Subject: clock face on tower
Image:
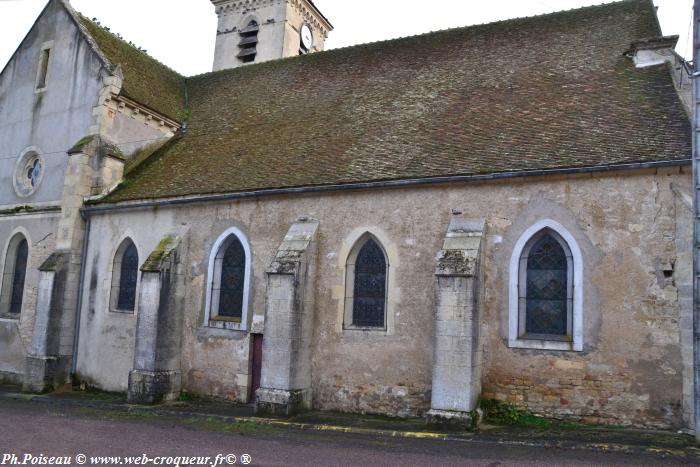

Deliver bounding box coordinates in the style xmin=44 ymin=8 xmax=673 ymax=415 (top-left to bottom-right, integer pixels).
xmin=300 ymin=23 xmax=313 ymax=50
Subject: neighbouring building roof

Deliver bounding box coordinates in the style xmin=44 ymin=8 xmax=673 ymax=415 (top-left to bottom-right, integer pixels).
xmin=75 ymin=13 xmax=186 ymax=121
xmin=98 ymin=0 xmax=690 ymax=204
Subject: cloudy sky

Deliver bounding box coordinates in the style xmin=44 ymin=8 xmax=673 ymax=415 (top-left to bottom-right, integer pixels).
xmin=0 ymin=0 xmax=693 ymax=76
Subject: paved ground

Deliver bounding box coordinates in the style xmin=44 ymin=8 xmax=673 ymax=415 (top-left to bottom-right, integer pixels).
xmin=0 ymin=398 xmax=698 ymax=466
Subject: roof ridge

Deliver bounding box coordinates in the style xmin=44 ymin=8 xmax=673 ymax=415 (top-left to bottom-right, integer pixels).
xmin=74 ymin=12 xmax=184 ymax=78
xmin=187 ymin=0 xmax=651 ymax=80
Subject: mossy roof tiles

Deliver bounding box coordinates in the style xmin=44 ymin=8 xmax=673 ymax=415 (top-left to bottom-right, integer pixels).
xmin=99 ymin=0 xmax=691 ymax=204
xmin=77 ymin=15 xmax=185 ymax=121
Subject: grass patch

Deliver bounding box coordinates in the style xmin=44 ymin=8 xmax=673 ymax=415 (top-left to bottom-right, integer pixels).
xmin=181 ymin=417 xmax=278 ymax=435
xmin=177 ymin=391 xmax=195 ymax=402
xmin=480 ymin=399 xmax=552 ymax=428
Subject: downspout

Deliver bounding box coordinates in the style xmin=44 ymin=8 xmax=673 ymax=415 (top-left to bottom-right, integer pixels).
xmin=692 ymin=0 xmax=700 ymax=444
xmin=69 ymin=211 xmax=91 ymax=379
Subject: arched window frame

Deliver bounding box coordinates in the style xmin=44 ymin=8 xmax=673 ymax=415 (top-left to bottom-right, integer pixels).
xmin=343 ymin=233 xmax=389 ymax=331
xmin=110 ymin=238 xmax=140 ymax=313
xmin=204 ymin=227 xmax=252 ymax=331
xmin=508 ymin=219 xmax=583 ymax=352
xmin=0 ymin=231 xmax=30 ymax=319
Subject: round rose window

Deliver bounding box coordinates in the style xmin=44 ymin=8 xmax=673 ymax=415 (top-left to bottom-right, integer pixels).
xmin=13 ymin=149 xmax=44 ymax=197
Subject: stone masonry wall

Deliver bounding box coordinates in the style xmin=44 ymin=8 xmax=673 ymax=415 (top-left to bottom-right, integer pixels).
xmin=78 ymin=166 xmax=692 ymax=428
xmin=0 ymin=212 xmax=59 ymax=381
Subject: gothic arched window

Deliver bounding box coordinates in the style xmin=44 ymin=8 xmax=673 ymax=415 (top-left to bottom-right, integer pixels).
xmin=344 ymin=235 xmax=388 ymax=329
xmin=1 ymin=234 xmax=29 ymax=317
xmin=205 ymin=228 xmax=252 ymax=330
xmin=508 ymin=220 xmax=583 ymax=351
xmin=217 ymin=237 xmax=246 ymax=319
xmin=523 ymin=232 xmax=570 ymax=336
xmin=110 ymin=239 xmax=139 ymax=313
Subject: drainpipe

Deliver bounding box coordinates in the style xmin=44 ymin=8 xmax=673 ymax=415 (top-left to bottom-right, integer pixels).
xmin=69 ymin=213 xmax=91 ymax=379
xmin=692 ymin=0 xmax=700 ymax=443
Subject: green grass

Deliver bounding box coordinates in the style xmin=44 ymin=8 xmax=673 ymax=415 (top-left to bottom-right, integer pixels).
xmin=480 ymin=399 xmax=562 ymax=429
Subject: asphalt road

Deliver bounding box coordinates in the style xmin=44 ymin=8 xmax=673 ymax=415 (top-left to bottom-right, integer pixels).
xmin=0 ymin=398 xmax=696 ymax=467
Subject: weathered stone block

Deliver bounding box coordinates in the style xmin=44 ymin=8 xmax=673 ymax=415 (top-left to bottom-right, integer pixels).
xmin=254 ymin=388 xmax=311 ymax=417
xmin=127 ymin=370 xmax=181 ymax=404
xmin=426 ymin=408 xmax=482 ymax=431
xmin=23 ymin=355 xmax=69 ymax=393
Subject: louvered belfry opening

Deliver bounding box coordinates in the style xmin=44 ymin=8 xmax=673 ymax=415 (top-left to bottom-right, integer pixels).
xmin=238 ymin=20 xmax=259 ymax=63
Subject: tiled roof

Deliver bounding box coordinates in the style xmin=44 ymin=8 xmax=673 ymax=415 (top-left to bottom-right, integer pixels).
xmin=100 ymin=0 xmax=691 ymax=204
xmin=76 ymin=14 xmax=186 ymax=121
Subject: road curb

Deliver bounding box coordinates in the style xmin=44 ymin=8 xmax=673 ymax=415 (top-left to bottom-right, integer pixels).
xmin=3 ymin=391 xmax=700 ymax=460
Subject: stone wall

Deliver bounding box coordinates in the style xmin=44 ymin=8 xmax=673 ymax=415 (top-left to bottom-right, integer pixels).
xmin=0 ymin=0 xmax=103 ymax=207
xmin=0 ymin=211 xmax=59 ymax=381
xmin=77 ymin=166 xmax=692 ymax=428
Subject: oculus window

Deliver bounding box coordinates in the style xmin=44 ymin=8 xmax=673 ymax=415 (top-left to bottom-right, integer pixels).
xmin=13 ymin=149 xmax=44 ymax=198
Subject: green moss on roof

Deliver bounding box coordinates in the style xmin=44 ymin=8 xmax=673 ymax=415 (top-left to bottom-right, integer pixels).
xmin=78 ymin=15 xmax=185 ymax=121
xmin=100 ymin=0 xmax=690 ymax=204
xmin=124 ymin=139 xmax=171 ymax=174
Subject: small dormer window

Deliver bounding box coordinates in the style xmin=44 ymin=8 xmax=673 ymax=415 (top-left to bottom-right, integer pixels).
xmin=36 ymin=45 xmax=52 ymax=91
xmin=238 ymin=20 xmax=259 ymax=63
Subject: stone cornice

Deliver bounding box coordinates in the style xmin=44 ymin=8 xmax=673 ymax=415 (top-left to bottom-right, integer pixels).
xmin=213 ymin=0 xmax=285 ymax=15
xmin=105 ymin=95 xmax=181 ymax=134
xmin=289 ymin=0 xmax=332 ymax=33
xmin=212 ymin=0 xmax=332 ymax=36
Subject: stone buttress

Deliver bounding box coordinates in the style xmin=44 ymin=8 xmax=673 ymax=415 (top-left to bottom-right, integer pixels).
xmin=426 ymin=216 xmax=485 ymax=429
xmin=127 ymin=236 xmax=185 ymax=404
xmin=255 ymin=218 xmax=319 ymax=416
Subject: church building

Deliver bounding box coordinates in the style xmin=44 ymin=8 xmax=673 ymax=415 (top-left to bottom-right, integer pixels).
xmin=0 ymin=0 xmax=693 ymax=430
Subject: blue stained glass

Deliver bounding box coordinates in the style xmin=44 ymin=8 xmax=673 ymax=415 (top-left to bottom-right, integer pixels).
xmin=117 ymin=243 xmax=139 ymax=311
xmin=525 ymin=234 xmax=567 ymax=335
xmin=9 ymin=239 xmax=28 ymax=315
xmin=352 ymin=239 xmax=386 ymax=328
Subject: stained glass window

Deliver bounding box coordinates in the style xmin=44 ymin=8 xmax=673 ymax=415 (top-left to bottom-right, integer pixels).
xmin=525 ymin=233 xmax=567 ymax=335
xmin=352 ymin=239 xmax=386 ymax=328
xmin=218 ymin=237 xmax=245 ymax=320
xmin=117 ymin=243 xmax=139 ymax=311
xmin=9 ymin=239 xmax=27 ymax=315
xmin=27 ymin=159 xmax=42 ymax=187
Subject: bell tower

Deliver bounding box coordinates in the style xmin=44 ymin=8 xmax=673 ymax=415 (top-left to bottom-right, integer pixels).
xmin=210 ymin=0 xmax=333 ymax=71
